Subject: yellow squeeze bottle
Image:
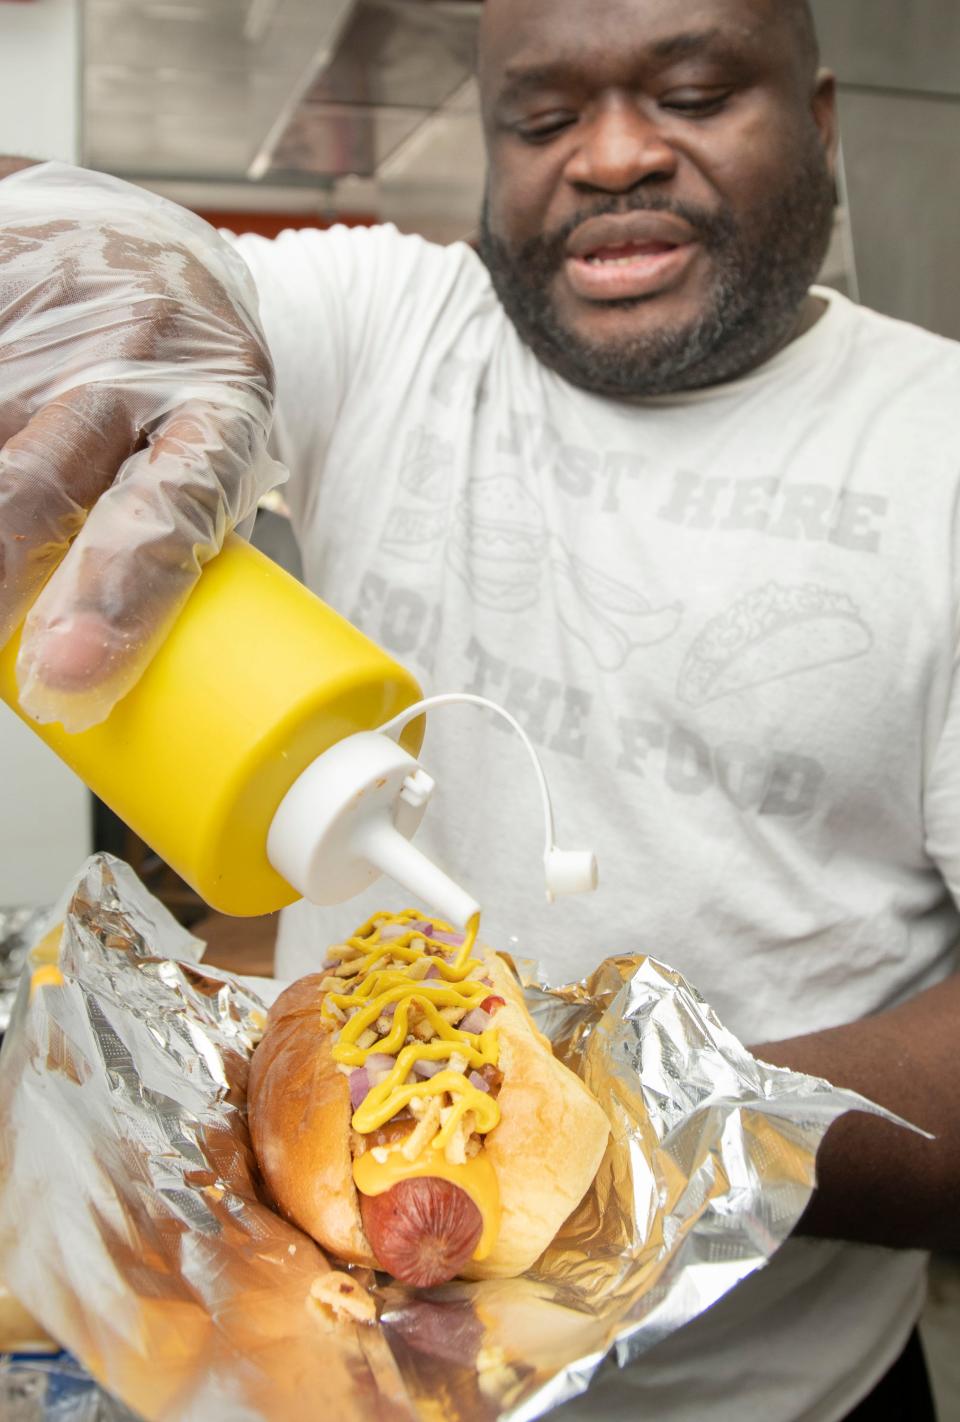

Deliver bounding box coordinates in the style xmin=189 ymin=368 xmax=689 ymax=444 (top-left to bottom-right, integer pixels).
xmin=0 ymin=535 xmax=481 ymax=924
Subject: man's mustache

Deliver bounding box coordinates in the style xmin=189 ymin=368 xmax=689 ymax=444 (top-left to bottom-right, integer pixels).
xmin=513 ymin=195 xmax=736 ymax=269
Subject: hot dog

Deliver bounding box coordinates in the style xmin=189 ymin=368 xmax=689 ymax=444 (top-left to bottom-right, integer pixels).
xmin=248 ymin=910 xmax=610 ymax=1287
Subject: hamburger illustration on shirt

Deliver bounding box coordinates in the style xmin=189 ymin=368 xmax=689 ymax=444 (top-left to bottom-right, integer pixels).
xmin=448 ymin=473 xmax=549 ymax=612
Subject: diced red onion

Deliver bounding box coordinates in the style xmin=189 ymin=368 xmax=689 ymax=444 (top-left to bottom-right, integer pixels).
xmin=364 ymin=1054 xmax=397 ymax=1076
xmin=429 ymin=928 xmax=464 ymax=948
xmin=349 ymin=1068 xmax=371 ymax=1110
xmin=468 ymin=1071 xmax=490 ymax=1093
xmin=378 ymin=920 xmax=463 ymax=948
xmin=459 ymin=1008 xmax=492 ymax=1035
xmin=425 ymin=963 xmax=443 ymax=981
xmin=412 ymin=1058 xmax=447 ymax=1079
xmin=379 ymin=1000 xmax=399 ymax=1019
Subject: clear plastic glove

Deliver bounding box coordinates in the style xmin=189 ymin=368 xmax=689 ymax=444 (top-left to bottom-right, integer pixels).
xmin=0 ymin=162 xmax=286 ymax=731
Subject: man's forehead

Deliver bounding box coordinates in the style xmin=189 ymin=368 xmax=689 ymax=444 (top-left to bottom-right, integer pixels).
xmin=479 ymin=0 xmax=794 ymax=81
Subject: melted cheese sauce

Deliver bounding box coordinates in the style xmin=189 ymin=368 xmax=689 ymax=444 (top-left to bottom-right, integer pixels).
xmin=352 ymin=1146 xmax=501 ymax=1261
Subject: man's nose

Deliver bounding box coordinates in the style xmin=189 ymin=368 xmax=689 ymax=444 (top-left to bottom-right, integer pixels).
xmin=565 ymin=98 xmax=678 ymax=192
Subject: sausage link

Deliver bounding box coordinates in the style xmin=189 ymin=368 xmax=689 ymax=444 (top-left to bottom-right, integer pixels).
xmin=359 ymin=1177 xmax=482 ymax=1287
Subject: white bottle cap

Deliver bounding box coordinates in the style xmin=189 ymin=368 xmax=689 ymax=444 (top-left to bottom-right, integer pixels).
xmin=544 ymin=847 xmax=599 ymax=902
xmin=266 ymin=731 xmax=481 ymax=930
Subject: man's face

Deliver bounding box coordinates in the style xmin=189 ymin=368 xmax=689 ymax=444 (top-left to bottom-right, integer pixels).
xmin=478 ymin=0 xmax=838 ymax=397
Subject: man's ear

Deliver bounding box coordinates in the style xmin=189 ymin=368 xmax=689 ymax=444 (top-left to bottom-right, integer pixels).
xmin=812 ymin=69 xmax=840 ymax=181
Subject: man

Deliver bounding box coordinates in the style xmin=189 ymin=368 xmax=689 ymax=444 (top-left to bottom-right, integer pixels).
xmin=1 ymin=0 xmax=958 ymax=1416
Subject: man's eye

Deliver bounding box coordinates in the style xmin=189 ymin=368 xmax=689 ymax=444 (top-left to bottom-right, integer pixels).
xmin=660 ymin=90 xmax=732 ymax=116
xmin=515 ymin=115 xmax=577 ymax=143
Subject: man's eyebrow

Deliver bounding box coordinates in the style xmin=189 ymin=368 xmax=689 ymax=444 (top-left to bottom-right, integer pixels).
xmin=495 ymin=29 xmax=746 ymax=106
xmin=649 ymin=27 xmax=727 ymax=63
xmin=495 ymin=63 xmax=580 ymax=105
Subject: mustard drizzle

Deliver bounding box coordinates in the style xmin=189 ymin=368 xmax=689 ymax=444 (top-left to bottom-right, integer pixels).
xmin=324 ymin=910 xmax=502 ymax=1147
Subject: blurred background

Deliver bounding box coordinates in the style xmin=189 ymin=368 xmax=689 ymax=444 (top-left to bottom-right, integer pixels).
xmin=0 ymin=1 xmax=958 ymax=1407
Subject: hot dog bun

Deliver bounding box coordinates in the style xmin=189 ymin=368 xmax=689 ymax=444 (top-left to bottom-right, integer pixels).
xmin=248 ymin=919 xmax=609 ymax=1282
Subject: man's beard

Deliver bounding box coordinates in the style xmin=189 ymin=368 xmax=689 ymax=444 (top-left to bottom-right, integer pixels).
xmin=478 ymin=150 xmax=837 ymax=399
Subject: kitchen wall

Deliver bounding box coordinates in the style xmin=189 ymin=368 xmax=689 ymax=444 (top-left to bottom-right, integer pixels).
xmin=0 ymin=0 xmax=81 ymax=166
xmin=0 ymin=0 xmax=92 ymax=908
xmin=813 ymin=0 xmax=960 ymax=341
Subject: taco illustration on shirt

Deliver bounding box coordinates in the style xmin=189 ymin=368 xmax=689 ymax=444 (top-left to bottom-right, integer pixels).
xmin=678 ymin=582 xmax=874 ymax=707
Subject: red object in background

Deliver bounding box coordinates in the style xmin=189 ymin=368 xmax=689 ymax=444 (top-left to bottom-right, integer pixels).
xmin=194 ymin=209 xmax=375 ymax=240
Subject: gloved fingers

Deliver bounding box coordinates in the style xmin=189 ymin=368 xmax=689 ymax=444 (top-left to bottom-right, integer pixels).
xmin=0 ymin=385 xmax=141 ymax=649
xmin=15 ymin=399 xmax=285 ymax=731
xmin=0 ymin=166 xmax=287 ymax=731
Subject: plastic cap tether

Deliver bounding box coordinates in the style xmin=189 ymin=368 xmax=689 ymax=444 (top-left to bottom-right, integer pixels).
xmin=267 ymin=731 xmax=481 ymax=930
xmin=380 ymin=693 xmax=601 ymax=910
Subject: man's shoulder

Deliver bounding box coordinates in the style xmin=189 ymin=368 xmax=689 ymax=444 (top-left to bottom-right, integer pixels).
xmin=819 ymin=294 xmax=960 ymax=436
xmin=841 ymin=294 xmax=960 ymax=374
xmin=235 ymin=221 xmax=501 ymax=348
xmin=239 ymin=220 xmax=488 ymax=289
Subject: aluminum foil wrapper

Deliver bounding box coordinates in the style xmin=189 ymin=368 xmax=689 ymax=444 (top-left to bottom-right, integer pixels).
xmin=0 ymin=907 xmax=53 ymax=1035
xmin=0 ymin=855 xmax=908 ymax=1422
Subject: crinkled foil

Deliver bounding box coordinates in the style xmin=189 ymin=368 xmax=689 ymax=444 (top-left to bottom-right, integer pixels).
xmin=0 ymin=855 xmax=910 ymax=1422
xmin=0 ymin=907 xmax=52 ymax=1034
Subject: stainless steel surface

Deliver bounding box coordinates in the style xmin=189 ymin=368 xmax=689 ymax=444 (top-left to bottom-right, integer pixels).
xmin=83 ymin=0 xmax=361 ymax=179
xmin=811 ymin=0 xmax=960 ymax=337
xmin=308 ymin=0 xmax=477 ymax=110
xmin=0 ymin=855 xmax=906 ymax=1422
xmin=261 ymin=0 xmax=481 ymax=183
xmin=837 ymin=88 xmax=960 ymax=339
xmin=811 ymin=0 xmax=960 ymax=98
xmin=81 ymin=0 xmax=483 ymax=207
xmin=268 ymin=102 xmax=424 ymax=178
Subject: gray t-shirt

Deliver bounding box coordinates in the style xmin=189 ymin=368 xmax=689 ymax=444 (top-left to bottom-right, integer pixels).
xmin=237 ymin=223 xmax=960 ymax=1421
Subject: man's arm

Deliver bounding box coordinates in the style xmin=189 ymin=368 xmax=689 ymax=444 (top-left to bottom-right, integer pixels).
xmin=0 ymin=157 xmax=39 ymax=179
xmin=753 ymin=971 xmax=960 ymax=1252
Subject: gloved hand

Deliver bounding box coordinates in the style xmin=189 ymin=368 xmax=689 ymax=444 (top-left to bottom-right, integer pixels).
xmin=0 ymin=162 xmax=286 ymax=731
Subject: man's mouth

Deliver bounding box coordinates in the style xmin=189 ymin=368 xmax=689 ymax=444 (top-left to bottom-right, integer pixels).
xmin=565 ymin=242 xmax=698 ymax=301
xmin=563 ymin=213 xmax=700 ymax=302
xmin=582 ymin=240 xmax=678 ymax=265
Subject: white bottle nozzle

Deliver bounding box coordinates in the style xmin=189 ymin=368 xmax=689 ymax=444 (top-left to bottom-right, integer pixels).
xmin=360 ymin=816 xmax=480 ymax=930
xmin=267 ymin=732 xmax=480 ymax=930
